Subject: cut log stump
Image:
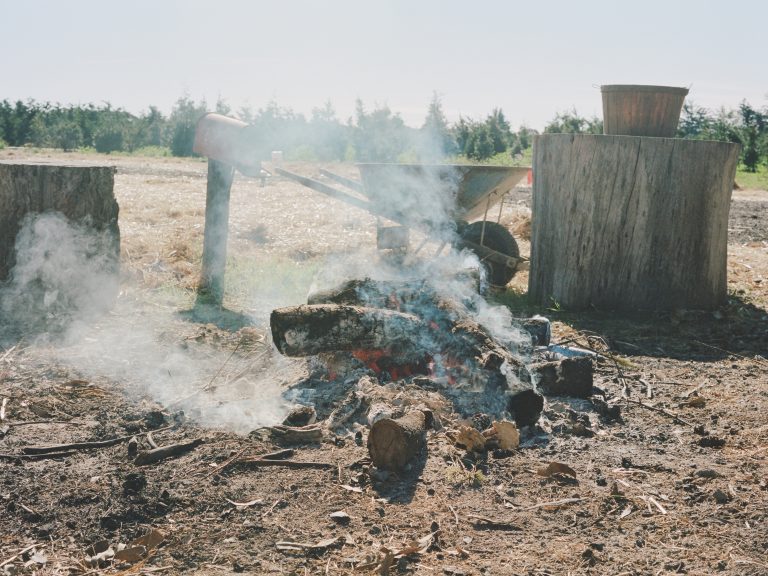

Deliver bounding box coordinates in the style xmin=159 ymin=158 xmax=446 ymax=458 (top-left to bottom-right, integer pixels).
xmin=368 ymin=409 xmax=431 ymax=471
xmin=0 ymin=161 xmax=119 ymax=282
xmin=529 ymin=134 xmax=740 ymax=310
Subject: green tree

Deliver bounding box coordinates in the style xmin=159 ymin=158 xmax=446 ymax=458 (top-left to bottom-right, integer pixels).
xmin=168 ymin=95 xmax=207 ymax=157
xmin=738 ymin=101 xmax=766 ymax=172
xmin=420 ymin=92 xmax=455 ymax=159
xmin=677 ymin=102 xmax=712 ymax=139
xmin=351 ymin=100 xmax=410 ymax=162
xmin=544 ymin=109 xmax=602 ymax=134
xmin=486 ymin=108 xmax=512 ymax=154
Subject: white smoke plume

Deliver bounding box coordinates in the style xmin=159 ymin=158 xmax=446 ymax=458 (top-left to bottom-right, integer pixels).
xmin=0 ymin=213 xmax=292 ymax=432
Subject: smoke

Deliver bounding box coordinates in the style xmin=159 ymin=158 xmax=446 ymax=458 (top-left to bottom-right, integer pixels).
xmin=0 ymin=213 xmax=292 ymax=433
xmin=0 ymin=212 xmax=119 ymax=340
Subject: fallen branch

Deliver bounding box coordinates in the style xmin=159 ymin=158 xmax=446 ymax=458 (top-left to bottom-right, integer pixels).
xmin=134 ymin=438 xmax=204 ymax=466
xmin=20 ymin=425 xmax=174 ymax=455
xmin=0 ymin=451 xmax=78 ymax=460
xmin=694 ymin=340 xmax=768 ymax=367
xmin=238 ymin=457 xmax=335 ymax=470
xmin=8 ymin=419 xmax=81 ymax=428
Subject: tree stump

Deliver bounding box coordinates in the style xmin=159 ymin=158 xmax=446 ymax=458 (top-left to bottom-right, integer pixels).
xmin=529 ymin=134 xmax=740 ymax=310
xmin=368 ymin=409 xmax=431 ymax=471
xmin=0 ymin=161 xmax=119 ymax=282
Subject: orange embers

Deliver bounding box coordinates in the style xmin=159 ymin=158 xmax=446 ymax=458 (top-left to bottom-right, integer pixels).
xmin=351 ymin=349 xmax=431 ymax=381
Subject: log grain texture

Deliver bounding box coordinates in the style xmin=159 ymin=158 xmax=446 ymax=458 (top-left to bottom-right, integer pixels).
xmin=0 ymin=161 xmax=118 ymax=281
xmin=529 ymin=134 xmax=740 ymax=310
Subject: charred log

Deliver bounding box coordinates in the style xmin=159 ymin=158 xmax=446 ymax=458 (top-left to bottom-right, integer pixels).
xmin=271 ymin=304 xmax=426 ymax=357
xmin=530 ymin=357 xmax=594 ymax=398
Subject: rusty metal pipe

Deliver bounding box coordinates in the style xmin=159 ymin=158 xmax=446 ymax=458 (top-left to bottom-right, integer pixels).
xmin=193 ymin=113 xmax=261 ymax=176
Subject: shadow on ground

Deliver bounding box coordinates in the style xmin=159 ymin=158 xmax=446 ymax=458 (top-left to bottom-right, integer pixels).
xmin=177 ymin=296 xmax=255 ymax=332
xmin=498 ymin=291 xmax=768 ymax=362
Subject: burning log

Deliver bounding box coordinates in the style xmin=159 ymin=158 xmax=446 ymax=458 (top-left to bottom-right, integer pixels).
xmin=271 ymin=304 xmax=426 ymax=357
xmin=368 ymin=409 xmax=432 ymax=471
xmin=272 ymin=285 xmax=545 ymax=427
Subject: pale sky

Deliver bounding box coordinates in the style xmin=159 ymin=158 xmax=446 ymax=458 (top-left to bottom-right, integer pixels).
xmin=2 ymin=0 xmax=766 ymax=130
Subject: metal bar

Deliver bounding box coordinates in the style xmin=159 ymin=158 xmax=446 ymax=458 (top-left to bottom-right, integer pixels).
xmin=496 ymin=194 xmax=506 ymax=224
xmin=319 ymin=169 xmax=365 ymax=194
xmin=275 ymin=167 xmax=381 ymax=216
xmin=479 ymin=196 xmax=492 ymax=245
xmin=200 ymin=159 xmax=235 ymax=305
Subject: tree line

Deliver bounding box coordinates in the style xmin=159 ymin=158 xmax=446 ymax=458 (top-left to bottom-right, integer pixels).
xmin=0 ymin=94 xmax=765 ymax=170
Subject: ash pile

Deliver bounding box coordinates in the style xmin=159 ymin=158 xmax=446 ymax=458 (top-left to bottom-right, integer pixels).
xmin=268 ymin=262 xmax=601 ymax=474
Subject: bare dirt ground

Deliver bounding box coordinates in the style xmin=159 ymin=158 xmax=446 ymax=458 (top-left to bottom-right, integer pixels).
xmin=1 ymin=149 xmax=767 ymax=575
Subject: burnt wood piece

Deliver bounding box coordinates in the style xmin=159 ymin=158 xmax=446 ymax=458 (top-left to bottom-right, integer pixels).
xmin=270 ymin=304 xmax=425 ymax=357
xmin=0 ymin=161 xmax=119 ymax=283
xmin=133 ymin=438 xmax=204 ymax=466
xmin=517 ymin=317 xmax=551 ymax=347
xmin=368 ymin=409 xmax=431 ymax=471
xmin=529 ymin=357 xmax=594 ymax=398
xmin=309 ymin=277 xmax=542 ymax=345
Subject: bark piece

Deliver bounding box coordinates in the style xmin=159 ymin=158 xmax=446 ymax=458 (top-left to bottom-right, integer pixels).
xmin=368 ymin=410 xmax=431 ymax=471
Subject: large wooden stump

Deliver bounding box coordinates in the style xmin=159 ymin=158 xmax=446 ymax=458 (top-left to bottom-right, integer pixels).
xmin=529 ymin=134 xmax=740 ymax=310
xmin=0 ymin=161 xmax=119 ymax=282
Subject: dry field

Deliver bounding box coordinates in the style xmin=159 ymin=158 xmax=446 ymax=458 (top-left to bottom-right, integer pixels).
xmin=1 ymin=149 xmax=767 ymax=575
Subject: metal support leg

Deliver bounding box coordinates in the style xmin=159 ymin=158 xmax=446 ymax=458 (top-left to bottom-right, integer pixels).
xmin=199 ymin=159 xmax=234 ymax=305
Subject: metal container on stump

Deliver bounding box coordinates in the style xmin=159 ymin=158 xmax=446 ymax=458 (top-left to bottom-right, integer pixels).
xmin=601 ymin=85 xmax=688 ymax=137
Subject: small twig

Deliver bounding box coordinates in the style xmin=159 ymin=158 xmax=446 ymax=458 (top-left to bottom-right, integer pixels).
xmin=202 ymin=339 xmax=243 ymax=392
xmin=624 ymin=398 xmax=694 ymax=427
xmin=0 ymin=345 xmax=18 ymax=363
xmin=467 ymin=515 xmax=520 ymax=531
xmin=0 ymin=397 xmax=7 ymax=421
xmin=0 ymin=542 xmax=43 ymax=568
xmin=448 ymin=505 xmax=459 ymax=526
xmin=146 ymin=432 xmax=159 ymax=449
xmin=266 ymin=498 xmax=283 ymax=515
xmin=694 ymin=340 xmax=768 ymax=367
xmin=205 ymin=448 xmax=295 ymax=478
xmin=639 ymin=378 xmax=653 ymax=399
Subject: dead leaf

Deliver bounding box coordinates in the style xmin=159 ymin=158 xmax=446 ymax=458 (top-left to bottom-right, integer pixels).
xmin=113 ymin=545 xmax=147 ymax=564
xmin=129 ymin=528 xmax=165 ymax=551
xmin=619 ymin=505 xmax=633 ymax=519
xmin=491 ymin=420 xmax=520 ymax=450
xmin=455 ymin=426 xmax=486 ymax=452
xmin=340 ymin=484 xmax=363 ymax=493
xmin=536 ymin=462 xmax=577 ymax=479
xmin=393 ymin=530 xmax=439 ymax=556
